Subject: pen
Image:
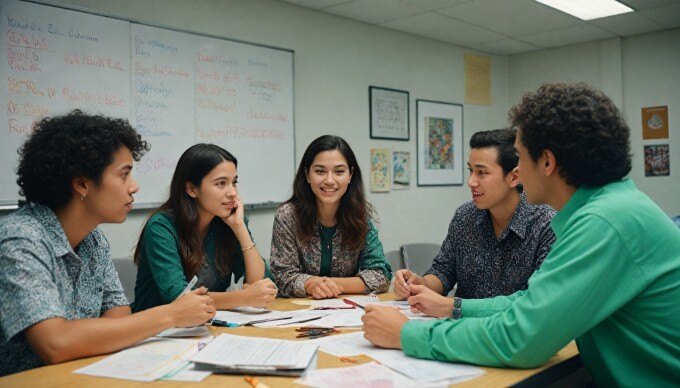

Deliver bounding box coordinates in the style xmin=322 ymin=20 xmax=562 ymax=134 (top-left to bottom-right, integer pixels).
xmin=178 ymin=275 xmax=198 ymax=298
xmin=401 ymin=246 xmax=411 ymax=287
xmin=210 ymin=319 xmax=239 ymax=328
xmin=342 ymin=298 xmax=365 ymax=310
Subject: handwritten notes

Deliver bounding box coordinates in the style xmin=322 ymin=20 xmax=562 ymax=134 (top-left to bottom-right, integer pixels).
xmin=0 ymin=0 xmax=295 ymax=206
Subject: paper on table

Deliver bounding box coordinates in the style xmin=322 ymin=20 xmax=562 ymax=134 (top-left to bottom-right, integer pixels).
xmin=304 ymin=308 xmax=365 ymax=327
xmin=296 ymin=361 xmax=449 ymax=388
xmin=310 ymin=332 xmax=484 ymax=382
xmin=214 ymin=307 xmax=292 ymax=325
xmin=161 ymin=362 xmax=212 ymax=382
xmin=341 ymin=295 xmax=380 ymax=308
xmin=74 ymin=337 xmax=205 ymax=382
xmin=190 ymin=333 xmax=318 ymax=369
xmin=156 ymin=326 xmax=211 ymax=338
xmin=252 ymin=309 xmax=330 ymax=328
xmin=310 ymin=299 xmax=355 ymax=309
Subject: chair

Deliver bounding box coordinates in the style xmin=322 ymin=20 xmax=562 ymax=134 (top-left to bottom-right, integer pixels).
xmin=400 ymin=243 xmax=440 ymax=277
xmin=112 ymin=257 xmax=137 ymax=303
xmin=384 ymin=249 xmax=403 ymax=273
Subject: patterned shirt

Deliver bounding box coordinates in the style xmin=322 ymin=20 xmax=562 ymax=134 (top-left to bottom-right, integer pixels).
xmin=425 ymin=195 xmax=556 ymax=299
xmin=270 ymin=203 xmax=392 ymax=297
xmin=0 ymin=203 xmax=128 ymax=376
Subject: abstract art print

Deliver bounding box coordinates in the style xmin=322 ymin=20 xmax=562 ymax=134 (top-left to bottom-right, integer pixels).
xmin=392 ymin=151 xmax=411 ymax=190
xmin=416 ymin=100 xmax=463 ymax=186
xmin=370 ymin=148 xmax=391 ymax=192
xmin=644 ymin=144 xmax=670 ymax=177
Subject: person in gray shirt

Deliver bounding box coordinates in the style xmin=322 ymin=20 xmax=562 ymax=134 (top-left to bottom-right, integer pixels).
xmin=0 ymin=110 xmax=216 ymax=376
xmin=394 ymin=129 xmax=556 ymax=318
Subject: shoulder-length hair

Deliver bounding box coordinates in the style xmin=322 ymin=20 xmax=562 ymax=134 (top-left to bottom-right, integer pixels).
xmin=134 ymin=143 xmax=238 ymax=278
xmin=285 ymin=135 xmax=373 ymax=252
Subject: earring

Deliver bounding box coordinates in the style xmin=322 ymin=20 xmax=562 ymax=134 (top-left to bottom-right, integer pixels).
xmin=80 ymin=194 xmax=86 ymax=201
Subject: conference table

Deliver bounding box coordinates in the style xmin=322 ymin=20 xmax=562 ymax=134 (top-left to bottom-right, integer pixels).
xmin=0 ymin=294 xmax=582 ymax=387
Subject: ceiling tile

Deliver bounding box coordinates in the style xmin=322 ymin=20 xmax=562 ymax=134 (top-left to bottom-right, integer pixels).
xmin=519 ymin=24 xmax=617 ymax=48
xmin=437 ymin=0 xmax=582 ymax=37
xmin=479 ymin=38 xmax=542 ymax=54
xmin=281 ymin=0 xmax=352 ymax=10
xmin=640 ymin=3 xmax=680 ymax=28
xmin=380 ymin=12 xmax=506 ymax=46
xmin=619 ymin=0 xmax=680 ymax=11
xmin=589 ymin=12 xmax=665 ymax=36
xmin=323 ymin=0 xmax=425 ymax=24
xmin=398 ymin=0 xmax=472 ymax=11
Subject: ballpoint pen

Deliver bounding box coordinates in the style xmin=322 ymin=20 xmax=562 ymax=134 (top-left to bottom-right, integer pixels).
xmin=178 ymin=275 xmax=198 ymax=298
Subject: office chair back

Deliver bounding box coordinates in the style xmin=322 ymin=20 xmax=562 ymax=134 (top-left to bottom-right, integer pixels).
xmin=400 ymin=243 xmax=441 ymax=276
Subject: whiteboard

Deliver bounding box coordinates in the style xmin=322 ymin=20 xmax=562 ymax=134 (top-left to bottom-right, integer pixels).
xmin=0 ymin=0 xmax=295 ymax=207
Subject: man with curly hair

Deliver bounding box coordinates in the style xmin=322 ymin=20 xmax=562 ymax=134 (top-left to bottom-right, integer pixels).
xmin=363 ymin=83 xmax=680 ymax=386
xmin=0 ymin=110 xmax=216 ymax=376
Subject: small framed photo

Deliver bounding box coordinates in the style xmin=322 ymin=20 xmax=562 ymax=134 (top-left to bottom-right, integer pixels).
xmin=369 ymin=86 xmax=409 ymax=141
xmin=416 ymin=99 xmax=464 ymax=186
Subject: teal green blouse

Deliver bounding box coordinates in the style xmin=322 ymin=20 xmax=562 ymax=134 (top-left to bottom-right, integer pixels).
xmin=131 ymin=211 xmax=267 ymax=312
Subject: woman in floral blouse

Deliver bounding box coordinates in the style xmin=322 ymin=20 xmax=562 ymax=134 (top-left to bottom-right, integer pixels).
xmin=270 ymin=135 xmax=392 ymax=299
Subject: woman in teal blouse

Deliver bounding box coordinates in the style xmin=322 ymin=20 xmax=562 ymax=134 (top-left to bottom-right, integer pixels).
xmin=132 ymin=144 xmax=276 ymax=312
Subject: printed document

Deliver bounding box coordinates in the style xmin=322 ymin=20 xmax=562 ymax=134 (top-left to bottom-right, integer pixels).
xmin=310 ymin=332 xmax=484 ymax=382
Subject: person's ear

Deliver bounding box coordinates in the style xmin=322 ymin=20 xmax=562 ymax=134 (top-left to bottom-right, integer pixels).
xmin=305 ymin=168 xmax=311 ymax=184
xmin=508 ymin=166 xmax=520 ymax=188
xmin=72 ymin=176 xmax=90 ymax=200
xmin=542 ymin=150 xmax=558 ymax=176
xmin=185 ymin=182 xmax=198 ymax=198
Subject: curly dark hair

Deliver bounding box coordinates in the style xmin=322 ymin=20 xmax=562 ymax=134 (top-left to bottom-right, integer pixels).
xmin=17 ymin=109 xmax=149 ymax=210
xmin=509 ymin=83 xmax=631 ymax=188
xmin=286 ymin=135 xmax=373 ymax=252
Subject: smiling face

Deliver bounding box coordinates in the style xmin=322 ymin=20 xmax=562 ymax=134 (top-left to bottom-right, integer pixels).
xmin=467 ymin=147 xmax=519 ymax=212
xmin=306 ymin=150 xmax=352 ymax=210
xmin=187 ymin=160 xmax=238 ymax=220
xmin=84 ymin=146 xmax=139 ymax=224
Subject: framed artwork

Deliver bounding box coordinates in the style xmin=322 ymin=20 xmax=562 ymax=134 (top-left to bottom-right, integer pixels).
xmin=392 ymin=151 xmax=411 ymax=190
xmin=644 ymin=144 xmax=670 ymax=177
xmin=416 ymin=99 xmax=464 ymax=186
xmin=370 ymin=148 xmax=391 ymax=192
xmin=369 ymin=86 xmax=409 ymax=141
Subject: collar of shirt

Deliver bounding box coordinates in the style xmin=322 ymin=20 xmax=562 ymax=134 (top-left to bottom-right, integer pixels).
xmin=474 ymin=194 xmax=531 ymax=241
xmin=28 ymin=202 xmax=96 ymax=258
xmin=550 ymin=179 xmax=634 ymax=238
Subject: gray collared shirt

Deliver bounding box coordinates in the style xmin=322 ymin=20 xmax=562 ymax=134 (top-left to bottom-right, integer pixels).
xmin=426 ymin=195 xmax=556 ymax=299
xmin=0 ymin=203 xmax=128 ymax=376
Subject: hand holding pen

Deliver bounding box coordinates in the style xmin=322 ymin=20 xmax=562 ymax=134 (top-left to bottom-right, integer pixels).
xmin=168 ymin=285 xmax=215 ymax=328
xmin=394 ymin=270 xmax=422 ymax=300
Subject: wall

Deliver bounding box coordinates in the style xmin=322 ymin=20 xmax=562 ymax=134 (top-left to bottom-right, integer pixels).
xmin=3 ymin=1 xmax=676 ymax=262
xmin=508 ymin=29 xmax=679 ymax=216
xmin=34 ymin=0 xmax=510 ymax=259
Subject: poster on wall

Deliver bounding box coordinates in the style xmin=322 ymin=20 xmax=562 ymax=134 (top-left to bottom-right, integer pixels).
xmin=416 ymin=99 xmax=464 ymax=186
xmin=370 ymin=148 xmax=391 ymax=192
xmin=641 ymin=106 xmax=669 ymax=140
xmin=392 ymin=151 xmax=411 ymax=190
xmin=644 ymin=144 xmax=670 ymax=177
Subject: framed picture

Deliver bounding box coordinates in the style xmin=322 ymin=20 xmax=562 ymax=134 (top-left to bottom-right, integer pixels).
xmin=370 ymin=148 xmax=391 ymax=192
xmin=416 ymin=99 xmax=464 ymax=186
xmin=369 ymin=86 xmax=409 ymax=141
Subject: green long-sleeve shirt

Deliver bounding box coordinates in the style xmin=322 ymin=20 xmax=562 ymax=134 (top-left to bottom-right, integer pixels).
xmin=401 ymin=179 xmax=680 ymax=387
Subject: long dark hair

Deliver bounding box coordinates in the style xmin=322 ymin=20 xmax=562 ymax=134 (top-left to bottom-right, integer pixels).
xmin=286 ymin=135 xmax=373 ymax=252
xmin=134 ymin=143 xmax=238 ymax=278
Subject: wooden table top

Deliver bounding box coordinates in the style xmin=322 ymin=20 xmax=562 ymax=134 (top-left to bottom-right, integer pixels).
xmin=0 ymin=294 xmax=579 ymax=387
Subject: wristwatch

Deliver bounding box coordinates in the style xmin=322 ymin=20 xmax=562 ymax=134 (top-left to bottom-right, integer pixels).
xmin=452 ymin=297 xmax=462 ymax=319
